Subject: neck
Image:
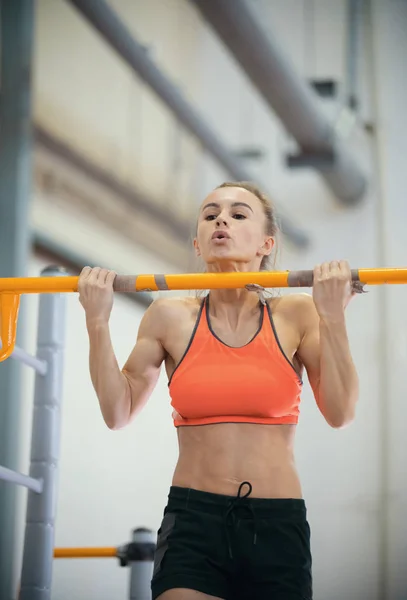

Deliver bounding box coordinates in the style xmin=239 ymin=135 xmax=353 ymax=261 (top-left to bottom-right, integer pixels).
xmin=208 ymin=287 xmax=256 ymax=306
xmin=204 ymin=260 xmax=262 ymax=314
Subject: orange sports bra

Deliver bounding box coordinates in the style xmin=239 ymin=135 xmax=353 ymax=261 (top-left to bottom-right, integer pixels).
xmin=168 ymin=295 xmax=303 ymax=427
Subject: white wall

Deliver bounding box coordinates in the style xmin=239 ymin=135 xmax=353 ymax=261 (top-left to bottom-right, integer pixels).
xmin=10 ymin=1 xmax=407 ymax=599
xmin=34 ymin=0 xmax=203 ymax=220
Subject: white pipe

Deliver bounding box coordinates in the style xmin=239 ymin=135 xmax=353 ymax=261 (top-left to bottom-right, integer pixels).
xmin=0 ymin=341 xmax=47 ymax=375
xmin=0 ymin=465 xmax=43 ymax=494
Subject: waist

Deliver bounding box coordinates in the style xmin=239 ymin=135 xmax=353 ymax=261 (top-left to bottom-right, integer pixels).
xmin=172 ymin=469 xmax=302 ymax=499
xmin=166 ymin=485 xmax=307 ymax=518
xmin=173 ymin=423 xmax=301 ymax=498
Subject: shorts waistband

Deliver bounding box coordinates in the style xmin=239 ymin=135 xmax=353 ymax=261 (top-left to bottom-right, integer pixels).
xmin=167 ymin=484 xmax=307 ymax=517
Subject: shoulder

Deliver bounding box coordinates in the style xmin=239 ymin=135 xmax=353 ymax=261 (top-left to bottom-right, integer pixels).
xmin=140 ymin=295 xmax=202 ymax=331
xmin=268 ymin=293 xmax=318 ymax=332
xmin=268 ymin=292 xmax=315 ymax=314
xmin=149 ymin=295 xmax=202 ymax=317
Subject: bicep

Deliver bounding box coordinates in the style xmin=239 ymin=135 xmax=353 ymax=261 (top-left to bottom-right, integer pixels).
xmin=122 ymin=302 xmax=167 ymax=417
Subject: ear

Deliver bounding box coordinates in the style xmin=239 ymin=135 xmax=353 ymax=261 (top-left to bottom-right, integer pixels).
xmin=193 ymin=237 xmax=201 ymax=257
xmin=258 ymin=236 xmax=274 ymax=257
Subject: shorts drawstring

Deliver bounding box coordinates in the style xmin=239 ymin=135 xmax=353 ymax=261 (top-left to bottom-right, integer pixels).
xmin=224 ymin=481 xmax=258 ymax=559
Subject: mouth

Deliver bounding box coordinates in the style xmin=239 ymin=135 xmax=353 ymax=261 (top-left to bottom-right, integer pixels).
xmin=211 ymin=231 xmax=230 ymax=240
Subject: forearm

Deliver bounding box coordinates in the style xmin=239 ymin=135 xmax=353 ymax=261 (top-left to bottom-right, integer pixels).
xmin=87 ymin=320 xmax=131 ymax=429
xmin=317 ymin=317 xmax=359 ymax=427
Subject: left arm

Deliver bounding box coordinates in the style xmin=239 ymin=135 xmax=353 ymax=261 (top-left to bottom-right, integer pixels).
xmin=296 ymin=261 xmax=359 ymax=428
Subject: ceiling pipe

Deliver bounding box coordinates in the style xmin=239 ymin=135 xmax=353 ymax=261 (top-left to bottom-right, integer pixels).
xmin=66 ymin=0 xmax=310 ymax=248
xmin=190 ymin=0 xmax=368 ymax=206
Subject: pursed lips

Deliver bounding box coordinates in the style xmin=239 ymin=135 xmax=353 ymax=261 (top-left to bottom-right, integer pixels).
xmin=211 ymin=231 xmax=231 ymax=240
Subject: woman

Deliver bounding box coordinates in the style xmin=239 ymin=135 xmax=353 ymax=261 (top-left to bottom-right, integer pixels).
xmin=78 ymin=181 xmax=359 ymax=600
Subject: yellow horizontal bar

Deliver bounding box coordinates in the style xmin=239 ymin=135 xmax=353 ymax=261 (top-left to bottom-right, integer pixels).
xmin=0 ymin=276 xmax=80 ymax=294
xmin=54 ymin=547 xmax=117 ymax=559
xmin=0 ymin=268 xmax=407 ymax=295
xmin=357 ymin=268 xmax=407 ymax=285
xmin=0 ymin=273 xmax=290 ymax=293
xmin=133 ymin=271 xmax=291 ymax=292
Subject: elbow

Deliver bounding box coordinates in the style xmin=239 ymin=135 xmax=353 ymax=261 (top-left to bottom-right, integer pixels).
xmin=318 ymin=391 xmax=358 ymax=429
xmin=104 ymin=412 xmax=128 ymax=430
xmin=325 ymin=401 xmax=357 ymax=429
xmin=326 ymin=410 xmax=355 ymax=429
xmin=105 ymin=418 xmax=126 ymax=431
xmin=103 ymin=388 xmax=133 ymax=431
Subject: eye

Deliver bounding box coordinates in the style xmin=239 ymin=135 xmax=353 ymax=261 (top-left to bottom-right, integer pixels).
xmin=233 ymin=213 xmax=246 ymax=220
xmin=205 ymin=214 xmax=217 ymax=221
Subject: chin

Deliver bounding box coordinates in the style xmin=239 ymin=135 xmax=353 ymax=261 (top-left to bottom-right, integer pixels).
xmin=204 ymin=254 xmax=251 ymax=269
xmin=205 ymin=252 xmax=238 ymax=263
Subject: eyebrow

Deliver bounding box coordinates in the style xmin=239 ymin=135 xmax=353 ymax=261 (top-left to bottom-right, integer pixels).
xmin=201 ymin=202 xmax=253 ymax=213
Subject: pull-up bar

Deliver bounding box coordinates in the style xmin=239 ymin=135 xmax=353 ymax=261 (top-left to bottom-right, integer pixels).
xmin=54 ymin=547 xmax=117 ymax=559
xmin=1 ymin=268 xmax=407 ymax=362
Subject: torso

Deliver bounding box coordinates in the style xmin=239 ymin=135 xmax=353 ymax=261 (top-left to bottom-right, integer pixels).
xmin=160 ymin=294 xmax=306 ymax=499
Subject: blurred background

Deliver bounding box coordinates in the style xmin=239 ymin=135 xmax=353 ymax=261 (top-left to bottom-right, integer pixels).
xmin=0 ymin=0 xmax=406 ymax=598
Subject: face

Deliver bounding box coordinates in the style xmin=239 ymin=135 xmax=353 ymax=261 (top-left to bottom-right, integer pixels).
xmin=194 ymin=186 xmax=274 ymax=269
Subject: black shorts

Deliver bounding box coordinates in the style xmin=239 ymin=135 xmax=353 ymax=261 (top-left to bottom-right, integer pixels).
xmin=151 ymin=482 xmax=313 ymax=600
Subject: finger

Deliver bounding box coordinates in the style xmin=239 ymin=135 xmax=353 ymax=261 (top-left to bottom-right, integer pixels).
xmin=320 ymin=262 xmax=330 ymax=278
xmin=88 ymin=267 xmax=101 ymax=283
xmin=106 ymin=270 xmax=117 ymax=288
xmin=329 ymin=260 xmax=340 ymax=273
xmin=336 ymin=260 xmax=351 ymax=285
xmin=339 ymin=259 xmax=351 ymax=275
xmin=99 ymin=268 xmax=110 ymax=285
xmin=80 ymin=266 xmax=92 ymax=280
xmin=313 ymin=264 xmax=322 ymax=283
xmin=78 ymin=267 xmax=92 ymax=293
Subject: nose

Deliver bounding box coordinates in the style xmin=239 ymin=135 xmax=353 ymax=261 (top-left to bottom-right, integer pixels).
xmin=216 ymin=211 xmax=228 ymax=227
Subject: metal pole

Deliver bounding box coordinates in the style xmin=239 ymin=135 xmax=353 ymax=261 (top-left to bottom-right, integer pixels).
xmin=364 ymin=2 xmax=390 ymax=596
xmin=129 ymin=529 xmax=155 ymax=600
xmin=0 ymin=1 xmax=35 ymax=598
xmin=19 ymin=267 xmax=68 ymax=600
xmin=346 ymin=0 xmax=364 ymax=111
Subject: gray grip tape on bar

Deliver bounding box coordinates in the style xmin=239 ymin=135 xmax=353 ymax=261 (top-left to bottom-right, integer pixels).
xmin=154 ymin=275 xmax=169 ymax=290
xmin=114 ymin=276 xmax=137 ymax=292
xmin=287 ymin=269 xmax=361 ymax=288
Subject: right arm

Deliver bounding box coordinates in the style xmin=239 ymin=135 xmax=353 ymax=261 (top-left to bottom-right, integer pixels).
xmin=79 ymin=267 xmax=167 ymax=430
